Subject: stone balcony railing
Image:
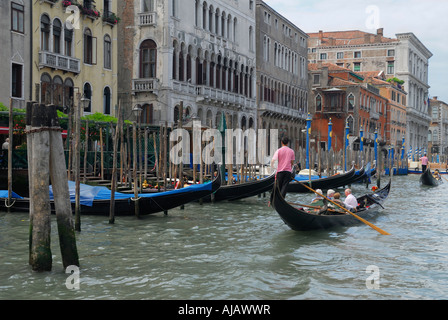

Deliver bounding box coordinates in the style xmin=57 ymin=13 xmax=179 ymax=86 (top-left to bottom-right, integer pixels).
xmin=132 ymin=78 xmax=159 ymax=94
xmin=39 ymin=51 xmax=80 ymax=74
xmin=259 ymin=101 xmax=307 ymax=120
xmin=194 ymin=85 xmax=256 ymax=110
xmin=138 ymin=12 xmax=157 ymax=27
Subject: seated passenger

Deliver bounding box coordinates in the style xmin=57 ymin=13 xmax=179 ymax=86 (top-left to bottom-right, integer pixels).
xmin=344 ymin=188 xmax=358 ymax=211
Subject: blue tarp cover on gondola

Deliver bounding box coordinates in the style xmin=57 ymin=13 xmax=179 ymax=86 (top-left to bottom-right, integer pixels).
xmin=0 ymin=191 xmax=23 ymax=199
xmin=47 ymin=181 xmax=213 ymax=207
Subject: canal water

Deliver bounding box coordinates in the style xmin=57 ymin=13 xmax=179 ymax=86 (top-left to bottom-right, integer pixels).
xmin=1 ymin=174 xmax=448 ymax=300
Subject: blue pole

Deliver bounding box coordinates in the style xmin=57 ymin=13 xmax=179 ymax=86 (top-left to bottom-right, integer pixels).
xmin=345 ymin=121 xmax=349 ymax=171
xmin=360 ymin=126 xmax=364 ymax=152
xmin=374 ymin=129 xmax=378 ymax=163
xmin=306 ymin=113 xmax=311 ymax=170
xmin=328 ymin=118 xmax=332 ymax=151
xmin=401 ymin=136 xmax=405 ymax=167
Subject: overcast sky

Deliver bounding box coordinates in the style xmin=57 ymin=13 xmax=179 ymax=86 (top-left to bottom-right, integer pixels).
xmin=264 ymin=0 xmax=448 ymax=102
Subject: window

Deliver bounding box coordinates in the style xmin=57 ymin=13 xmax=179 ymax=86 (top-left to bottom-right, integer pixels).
xmin=320 ymin=53 xmax=327 ymax=60
xmin=354 ymin=51 xmax=362 ymax=58
xmin=53 ymin=76 xmax=63 ymax=107
xmin=40 ymin=74 xmax=52 ymax=104
xmin=11 ymin=3 xmax=24 ymax=33
xmin=387 ymin=61 xmax=394 ymax=74
xmin=53 ymin=19 xmax=62 ymax=54
xmin=348 ymin=94 xmax=355 ymax=110
xmin=142 ymin=104 xmax=154 ymax=124
xmin=103 ymin=87 xmax=111 ymax=114
xmin=387 ymin=49 xmax=395 ymax=57
xmin=353 ymin=62 xmax=361 ymax=72
xmin=64 ymin=78 xmax=74 ymax=108
xmin=41 ymin=15 xmax=51 ymax=51
xmin=313 ymin=74 xmax=320 ymax=85
xmin=84 ymin=28 xmax=97 ymax=64
xmin=83 ymin=83 xmax=92 ymax=112
xmin=140 ymin=39 xmax=157 ymax=78
xmin=11 ymin=63 xmax=23 ymax=98
xmin=337 ymin=52 xmax=344 ymax=59
xmin=64 ymin=26 xmax=73 ymax=56
xmin=142 ymin=0 xmax=154 ymax=12
xmin=316 ymin=95 xmax=322 ymax=111
xmin=104 ymin=35 xmax=112 ymax=69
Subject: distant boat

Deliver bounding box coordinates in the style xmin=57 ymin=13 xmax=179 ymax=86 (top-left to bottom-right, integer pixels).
xmin=419 ymin=168 xmax=443 ymax=187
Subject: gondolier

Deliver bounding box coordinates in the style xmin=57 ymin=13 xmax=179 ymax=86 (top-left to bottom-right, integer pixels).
xmin=420 ymin=153 xmax=429 ymax=172
xmin=270 ymin=136 xmax=295 ymax=198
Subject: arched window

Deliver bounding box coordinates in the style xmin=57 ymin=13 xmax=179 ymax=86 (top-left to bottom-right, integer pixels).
xmin=64 ymin=78 xmax=74 ymax=109
xmin=84 ymin=28 xmax=96 ymax=64
xmin=104 ymin=35 xmax=112 ymax=69
xmin=348 ymin=93 xmax=355 ymax=110
xmin=64 ymin=25 xmax=73 ymax=56
xmin=41 ymin=15 xmax=50 ymax=51
xmin=103 ymin=87 xmax=111 ymax=114
xmin=53 ymin=76 xmax=63 ymax=107
xmin=83 ymin=83 xmax=92 ymax=112
xmin=174 ymin=106 xmax=180 ymax=124
xmin=53 ymin=19 xmax=62 ymax=54
xmin=140 ymin=39 xmax=157 ymax=78
xmin=316 ymin=94 xmax=322 ymax=112
xmin=40 ymin=73 xmax=52 ymax=104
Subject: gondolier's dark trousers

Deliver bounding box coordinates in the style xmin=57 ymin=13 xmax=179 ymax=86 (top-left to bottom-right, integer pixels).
xmin=274 ymin=171 xmax=292 ymax=198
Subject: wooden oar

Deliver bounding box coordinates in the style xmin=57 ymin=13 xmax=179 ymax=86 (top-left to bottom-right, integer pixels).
xmin=294 ymin=179 xmax=390 ymax=235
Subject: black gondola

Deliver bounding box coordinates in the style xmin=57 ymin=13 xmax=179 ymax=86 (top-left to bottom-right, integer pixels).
xmin=0 ymin=171 xmax=221 ymax=215
xmin=420 ymin=168 xmax=443 ymax=187
xmin=272 ymin=180 xmax=391 ymax=231
xmin=202 ymin=172 xmax=275 ymax=202
xmin=286 ymin=166 xmax=356 ymax=193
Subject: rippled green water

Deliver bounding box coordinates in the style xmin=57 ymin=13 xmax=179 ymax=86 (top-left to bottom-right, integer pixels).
xmin=1 ymin=175 xmax=448 ymax=300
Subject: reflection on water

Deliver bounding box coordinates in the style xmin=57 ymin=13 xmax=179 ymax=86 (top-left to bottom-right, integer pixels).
xmin=1 ymin=175 xmax=448 ymax=299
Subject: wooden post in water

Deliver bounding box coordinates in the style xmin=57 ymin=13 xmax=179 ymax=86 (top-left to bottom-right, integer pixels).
xmin=133 ymin=122 xmax=140 ymax=218
xmin=27 ymin=103 xmax=79 ymax=271
xmin=7 ymin=99 xmax=13 ymax=209
xmin=109 ymin=102 xmax=122 ymax=224
xmin=47 ymin=104 xmax=80 ymax=269
xmin=83 ymin=119 xmax=89 ymax=184
xmin=27 ymin=103 xmax=52 ymax=271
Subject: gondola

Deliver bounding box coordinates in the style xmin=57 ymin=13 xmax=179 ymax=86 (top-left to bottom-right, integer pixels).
xmin=0 ymin=171 xmax=221 ymax=215
xmin=202 ymin=172 xmax=275 ymax=202
xmin=286 ymin=166 xmax=356 ymax=193
xmin=272 ymin=180 xmax=391 ymax=231
xmin=419 ymin=168 xmax=443 ymax=187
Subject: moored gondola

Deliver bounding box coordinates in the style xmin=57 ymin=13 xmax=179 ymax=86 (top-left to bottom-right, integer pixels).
xmin=286 ymin=166 xmax=356 ymax=193
xmin=202 ymin=172 xmax=275 ymax=202
xmin=420 ymin=168 xmax=443 ymax=187
xmin=272 ymin=180 xmax=391 ymax=231
xmin=0 ymin=170 xmax=221 ymax=215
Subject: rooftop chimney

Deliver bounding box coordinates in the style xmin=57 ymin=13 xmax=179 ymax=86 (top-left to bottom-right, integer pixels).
xmin=377 ymin=28 xmax=384 ymax=36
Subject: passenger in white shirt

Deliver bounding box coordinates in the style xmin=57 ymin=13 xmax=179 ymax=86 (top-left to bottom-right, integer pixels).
xmin=344 ymin=188 xmax=358 ymax=211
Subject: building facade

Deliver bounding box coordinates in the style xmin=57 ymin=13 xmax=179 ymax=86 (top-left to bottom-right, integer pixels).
xmin=308 ymin=63 xmax=387 ymax=153
xmin=0 ymin=0 xmax=32 ymax=109
xmin=429 ymin=97 xmax=448 ymax=159
xmin=33 ymin=0 xmax=118 ymax=115
xmin=255 ymin=0 xmax=308 ymax=153
xmin=307 ymin=28 xmax=432 ymax=156
xmin=119 ymin=0 xmax=257 ymax=128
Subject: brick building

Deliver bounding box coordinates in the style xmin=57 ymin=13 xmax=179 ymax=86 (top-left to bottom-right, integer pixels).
xmin=308 ymin=63 xmax=387 ymax=153
xmin=307 ymin=28 xmax=432 ymax=156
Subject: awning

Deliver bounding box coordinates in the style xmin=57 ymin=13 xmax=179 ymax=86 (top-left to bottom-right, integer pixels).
xmin=0 ymin=127 xmax=67 ymax=137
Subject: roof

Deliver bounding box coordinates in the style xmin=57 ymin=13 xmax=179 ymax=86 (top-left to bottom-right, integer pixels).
xmin=308 ymin=29 xmax=398 ymax=47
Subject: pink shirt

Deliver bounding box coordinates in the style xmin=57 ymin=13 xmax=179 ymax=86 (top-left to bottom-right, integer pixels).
xmin=272 ymin=146 xmax=295 ymax=172
xmin=421 ymin=156 xmax=428 ymax=165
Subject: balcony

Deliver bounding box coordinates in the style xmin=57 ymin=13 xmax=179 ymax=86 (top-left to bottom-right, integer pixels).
xmin=259 ymin=101 xmax=306 ymax=120
xmin=132 ymin=78 xmax=159 ymax=95
xmin=41 ymin=0 xmax=59 ymax=6
xmin=39 ymin=51 xmax=80 ymax=74
xmin=103 ymin=11 xmax=120 ymax=26
xmin=195 ymin=85 xmax=256 ymax=110
xmin=138 ymin=12 xmax=157 ymax=27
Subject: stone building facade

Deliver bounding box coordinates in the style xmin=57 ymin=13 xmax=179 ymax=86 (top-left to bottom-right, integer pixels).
xmin=33 ymin=0 xmax=118 ymax=115
xmin=255 ymin=0 xmax=308 ymax=153
xmin=118 ymin=0 xmax=257 ymax=128
xmin=429 ymin=97 xmax=448 ymax=158
xmin=307 ymin=28 xmax=432 ymax=155
xmin=0 ymin=0 xmax=32 ymax=109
